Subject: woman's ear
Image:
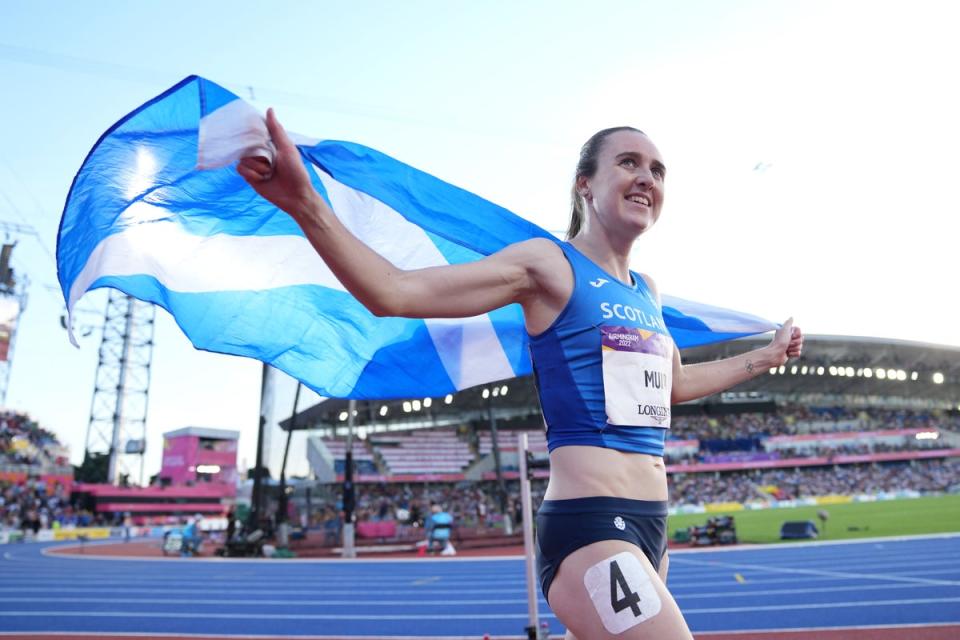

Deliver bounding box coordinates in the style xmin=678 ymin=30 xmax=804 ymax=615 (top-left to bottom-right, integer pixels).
xmin=576 ymin=176 xmax=591 ymax=200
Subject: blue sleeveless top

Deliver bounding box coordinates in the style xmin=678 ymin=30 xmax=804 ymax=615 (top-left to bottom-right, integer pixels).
xmin=528 ymin=242 xmax=674 ymax=456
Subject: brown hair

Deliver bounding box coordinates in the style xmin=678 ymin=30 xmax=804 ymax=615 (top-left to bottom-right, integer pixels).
xmin=566 ymin=126 xmax=645 ymax=239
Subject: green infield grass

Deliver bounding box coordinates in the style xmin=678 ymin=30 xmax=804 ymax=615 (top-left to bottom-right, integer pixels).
xmin=668 ymin=494 xmax=960 ymax=544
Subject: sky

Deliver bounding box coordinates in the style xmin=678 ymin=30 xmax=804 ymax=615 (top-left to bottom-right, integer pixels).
xmin=1 ymin=0 xmax=958 ymax=481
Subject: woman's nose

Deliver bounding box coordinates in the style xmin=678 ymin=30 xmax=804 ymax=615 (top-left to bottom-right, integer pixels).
xmin=634 ymin=169 xmax=653 ymax=188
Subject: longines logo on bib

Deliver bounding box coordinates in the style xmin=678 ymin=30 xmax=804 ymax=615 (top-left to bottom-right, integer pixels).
xmin=638 ymin=403 xmax=670 ymax=424
xmin=600 ymin=325 xmax=672 ymax=428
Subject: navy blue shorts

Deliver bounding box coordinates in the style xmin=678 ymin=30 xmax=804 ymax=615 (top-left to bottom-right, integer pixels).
xmin=535 ymin=497 xmax=668 ymax=603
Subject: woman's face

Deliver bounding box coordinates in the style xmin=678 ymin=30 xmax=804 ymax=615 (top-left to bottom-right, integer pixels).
xmin=579 ymin=130 xmax=666 ymax=238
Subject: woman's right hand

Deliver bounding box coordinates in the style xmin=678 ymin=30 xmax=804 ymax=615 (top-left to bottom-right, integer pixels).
xmin=237 ymin=108 xmax=321 ymax=222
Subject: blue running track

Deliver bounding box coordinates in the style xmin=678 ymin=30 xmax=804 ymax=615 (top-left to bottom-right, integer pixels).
xmin=1 ymin=534 xmax=958 ymax=637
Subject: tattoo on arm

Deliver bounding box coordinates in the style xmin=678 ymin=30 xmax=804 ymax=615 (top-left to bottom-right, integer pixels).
xmin=746 ymin=360 xmax=755 ymax=375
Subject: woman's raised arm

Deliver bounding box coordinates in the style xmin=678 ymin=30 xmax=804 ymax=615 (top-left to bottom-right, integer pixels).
xmin=237 ymin=109 xmax=552 ymax=319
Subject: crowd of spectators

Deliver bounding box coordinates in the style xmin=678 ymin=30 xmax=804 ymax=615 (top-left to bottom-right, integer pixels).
xmin=316 ymin=456 xmax=958 ymax=530
xmin=669 ymin=458 xmax=959 ymax=506
xmin=669 ymin=405 xmax=960 ymax=442
xmin=304 ymin=404 xmax=958 ymax=532
xmin=662 ymin=405 xmax=958 ymax=465
xmin=0 ymin=410 xmax=68 ymax=470
xmin=0 ymin=479 xmax=105 ymax=534
xmin=310 ymin=479 xmax=549 ymax=537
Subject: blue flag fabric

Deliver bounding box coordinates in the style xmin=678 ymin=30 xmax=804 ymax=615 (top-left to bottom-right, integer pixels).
xmin=57 ymin=76 xmax=776 ymax=399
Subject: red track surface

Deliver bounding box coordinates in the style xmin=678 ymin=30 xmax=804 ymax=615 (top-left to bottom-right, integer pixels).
xmin=46 ymin=539 xmax=529 ymax=559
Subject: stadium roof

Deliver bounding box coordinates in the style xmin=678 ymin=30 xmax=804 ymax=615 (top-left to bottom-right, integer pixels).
xmin=682 ymin=334 xmax=960 ymax=403
xmin=281 ymin=334 xmax=960 ymax=432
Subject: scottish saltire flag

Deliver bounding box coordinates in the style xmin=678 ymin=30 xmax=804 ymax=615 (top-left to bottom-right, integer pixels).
xmin=57 ymin=76 xmax=775 ymax=399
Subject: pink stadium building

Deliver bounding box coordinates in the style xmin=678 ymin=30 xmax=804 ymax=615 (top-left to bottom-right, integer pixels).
xmin=157 ymin=426 xmax=240 ymax=489
xmin=72 ymin=427 xmax=239 ymax=523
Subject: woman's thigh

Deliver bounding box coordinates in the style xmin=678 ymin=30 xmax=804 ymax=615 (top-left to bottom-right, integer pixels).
xmin=547 ymin=540 xmax=691 ymax=640
xmin=659 ymin=550 xmax=670 ymax=583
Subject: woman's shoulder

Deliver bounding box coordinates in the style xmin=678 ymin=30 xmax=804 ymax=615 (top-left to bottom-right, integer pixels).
xmin=499 ymin=237 xmax=568 ymax=273
xmin=511 ymin=236 xmax=565 ymax=256
xmin=635 ymin=271 xmax=661 ymax=302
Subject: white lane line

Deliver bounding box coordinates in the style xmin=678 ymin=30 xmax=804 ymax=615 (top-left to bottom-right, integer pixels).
xmin=3 ymin=569 xmax=958 ymax=595
xmin=671 ymin=547 xmax=960 ymax=563
xmin=0 ymin=596 xmax=541 ymax=606
xmin=3 ymin=582 xmax=951 ymax=602
xmin=671 ymin=557 xmax=960 ymax=587
xmin=682 ymin=597 xmax=960 ymax=615
xmin=669 ymin=554 xmax=960 ymax=576
xmin=694 ymin=622 xmax=960 ymax=636
xmin=669 ymin=567 xmax=960 ymax=589
xmin=0 ymin=610 xmax=556 ymax=620
xmin=0 ymin=576 xmax=528 ymax=586
xmin=0 ymin=633 xmax=527 ymax=640
xmin=0 ymin=586 xmax=529 ymax=595
xmin=676 ymin=581 xmax=959 ymax=600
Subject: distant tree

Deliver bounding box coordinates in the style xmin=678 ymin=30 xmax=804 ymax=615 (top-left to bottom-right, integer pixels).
xmin=74 ymin=452 xmax=109 ymax=483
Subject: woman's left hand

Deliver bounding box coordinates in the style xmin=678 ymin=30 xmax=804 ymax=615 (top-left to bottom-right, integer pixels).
xmin=770 ymin=318 xmax=803 ymax=366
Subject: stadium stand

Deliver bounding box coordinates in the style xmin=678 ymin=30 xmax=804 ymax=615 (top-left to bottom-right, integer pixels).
xmin=322 ymin=438 xmax=379 ymax=475
xmin=0 ymin=410 xmax=70 ymax=472
xmin=478 ymin=430 xmax=548 ymax=456
xmin=370 ymin=430 xmax=474 ymax=475
xmin=293 ymin=402 xmax=958 ymax=539
xmin=1 ymin=410 xmax=78 ymax=535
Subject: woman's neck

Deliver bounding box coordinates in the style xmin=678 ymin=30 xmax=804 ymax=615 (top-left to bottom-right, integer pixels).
xmin=570 ymin=233 xmax=634 ymax=285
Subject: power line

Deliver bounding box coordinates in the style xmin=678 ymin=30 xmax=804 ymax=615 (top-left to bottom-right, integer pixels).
xmin=0 ymin=42 xmax=556 ymax=146
xmin=0 ymin=189 xmax=57 ymax=266
xmin=0 ymin=158 xmax=57 ymax=227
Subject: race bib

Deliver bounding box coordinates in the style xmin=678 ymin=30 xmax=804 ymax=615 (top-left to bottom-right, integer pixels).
xmin=601 ymin=325 xmax=672 ymax=428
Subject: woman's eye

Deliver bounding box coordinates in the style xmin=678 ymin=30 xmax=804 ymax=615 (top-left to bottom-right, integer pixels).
xmin=620 ymin=158 xmax=637 ymax=168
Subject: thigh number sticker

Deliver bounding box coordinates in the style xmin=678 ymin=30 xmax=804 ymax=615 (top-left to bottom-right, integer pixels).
xmin=584 ymin=551 xmax=662 ymax=634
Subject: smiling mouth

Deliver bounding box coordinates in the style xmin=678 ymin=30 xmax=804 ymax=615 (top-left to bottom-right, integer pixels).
xmin=626 ymin=194 xmax=650 ymax=206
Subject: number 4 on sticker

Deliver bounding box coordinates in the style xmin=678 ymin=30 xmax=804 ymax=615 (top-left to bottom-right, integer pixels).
xmin=584 ymin=551 xmax=662 ymax=634
xmin=610 ymin=560 xmax=642 ymax=617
